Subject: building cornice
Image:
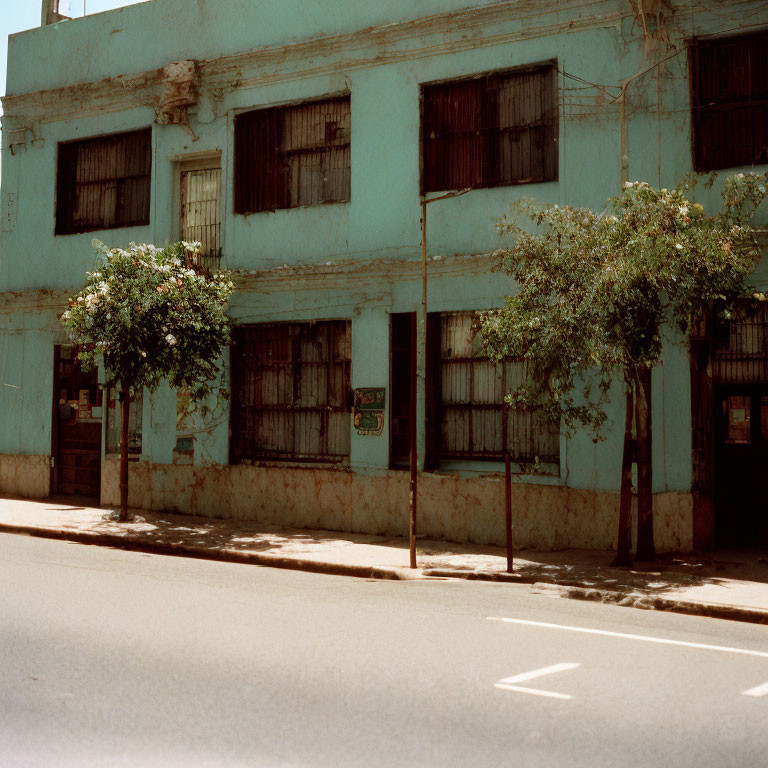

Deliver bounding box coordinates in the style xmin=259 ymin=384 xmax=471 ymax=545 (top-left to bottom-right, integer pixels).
xmin=0 ymin=252 xmax=499 ymax=315
xmin=2 ymin=0 xmax=624 ymax=126
xmin=231 ymin=252 xmax=498 ymax=293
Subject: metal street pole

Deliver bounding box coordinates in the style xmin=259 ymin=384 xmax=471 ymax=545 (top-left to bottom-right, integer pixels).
xmin=409 ymin=188 xmax=471 ymax=569
xmin=505 ymin=452 xmax=513 ymax=572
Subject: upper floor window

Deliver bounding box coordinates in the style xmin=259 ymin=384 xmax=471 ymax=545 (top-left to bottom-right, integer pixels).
xmin=55 ymin=128 xmax=152 ymax=235
xmin=234 ymin=95 xmax=351 ymax=214
xmin=178 ymin=154 xmax=222 ymax=274
xmin=690 ymin=32 xmax=768 ymax=172
xmin=421 ymin=64 xmax=558 ymax=194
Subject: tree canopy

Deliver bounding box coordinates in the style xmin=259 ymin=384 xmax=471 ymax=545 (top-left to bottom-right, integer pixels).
xmin=62 ymin=240 xmax=234 ymax=520
xmin=63 ymin=240 xmax=234 ymax=400
xmin=482 ymin=173 xmax=768 ymax=436
xmin=482 ymin=172 xmax=767 ymax=561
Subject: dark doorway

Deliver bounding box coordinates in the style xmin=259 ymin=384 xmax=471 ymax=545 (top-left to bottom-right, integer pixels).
xmin=390 ymin=313 xmax=414 ymax=469
xmin=52 ymin=345 xmax=102 ymax=498
xmin=714 ymin=386 xmax=768 ymax=547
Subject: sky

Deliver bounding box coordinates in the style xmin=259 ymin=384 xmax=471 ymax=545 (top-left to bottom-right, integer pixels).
xmin=0 ymin=1 xmax=149 ymax=105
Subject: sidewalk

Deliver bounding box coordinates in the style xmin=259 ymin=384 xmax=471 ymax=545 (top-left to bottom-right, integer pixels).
xmin=2 ymin=495 xmax=768 ymax=625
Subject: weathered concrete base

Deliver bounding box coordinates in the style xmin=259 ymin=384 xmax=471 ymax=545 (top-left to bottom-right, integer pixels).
xmin=0 ymin=453 xmax=50 ymax=498
xmin=101 ymin=459 xmax=693 ymax=553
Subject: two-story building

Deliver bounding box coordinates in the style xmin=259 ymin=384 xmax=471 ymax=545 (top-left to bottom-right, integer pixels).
xmin=1 ymin=0 xmax=767 ymax=552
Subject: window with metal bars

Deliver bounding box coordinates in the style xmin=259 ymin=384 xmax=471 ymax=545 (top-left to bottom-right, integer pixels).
xmin=234 ymin=96 xmax=351 ymax=214
xmin=434 ymin=312 xmax=559 ymax=464
xmin=180 ymin=164 xmax=222 ymax=274
xmin=230 ymin=321 xmax=352 ymax=462
xmin=55 ymin=128 xmax=152 ymax=235
xmin=713 ymin=301 xmax=768 ymax=385
xmin=421 ymin=65 xmax=558 ymax=194
xmin=690 ymin=32 xmax=768 ymax=172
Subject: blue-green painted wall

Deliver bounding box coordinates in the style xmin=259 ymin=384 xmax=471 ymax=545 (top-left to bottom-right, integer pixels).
xmin=1 ymin=0 xmax=767 ymax=504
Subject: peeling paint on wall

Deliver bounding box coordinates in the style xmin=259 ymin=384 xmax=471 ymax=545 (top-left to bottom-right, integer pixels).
xmin=100 ymin=458 xmax=693 ymax=552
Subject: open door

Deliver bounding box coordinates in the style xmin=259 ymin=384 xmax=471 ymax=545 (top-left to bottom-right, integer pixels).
xmin=714 ymin=387 xmax=768 ymax=547
xmin=52 ymin=345 xmax=102 ymax=498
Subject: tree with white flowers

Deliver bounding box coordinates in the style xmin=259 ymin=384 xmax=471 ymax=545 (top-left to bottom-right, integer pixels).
xmin=62 ymin=240 xmax=234 ymax=521
xmin=482 ymin=173 xmax=768 ymax=564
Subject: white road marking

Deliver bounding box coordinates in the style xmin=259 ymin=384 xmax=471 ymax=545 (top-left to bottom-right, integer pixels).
xmin=494 ymin=684 xmax=573 ymax=700
xmin=494 ymin=662 xmax=579 ymax=700
xmin=743 ymin=681 xmax=768 ymax=697
xmin=498 ymin=662 xmax=581 ymax=685
xmin=487 ymin=617 xmax=768 ymax=659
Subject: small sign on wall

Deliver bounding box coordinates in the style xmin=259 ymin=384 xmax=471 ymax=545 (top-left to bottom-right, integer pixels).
xmin=353 ymin=388 xmax=385 ymax=436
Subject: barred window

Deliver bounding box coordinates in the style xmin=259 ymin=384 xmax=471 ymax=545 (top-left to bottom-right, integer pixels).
xmin=106 ymin=388 xmax=143 ymax=457
xmin=234 ymin=96 xmax=350 ymax=213
xmin=436 ymin=312 xmax=559 ymax=464
xmin=179 ymin=158 xmax=222 ymax=275
xmin=713 ymin=301 xmax=768 ymax=385
xmin=180 ymin=166 xmax=222 ymax=259
xmin=690 ymin=32 xmax=768 ymax=172
xmin=56 ymin=128 xmax=152 ymax=235
xmin=422 ymin=65 xmax=558 ymax=193
xmin=230 ymin=321 xmax=351 ymax=462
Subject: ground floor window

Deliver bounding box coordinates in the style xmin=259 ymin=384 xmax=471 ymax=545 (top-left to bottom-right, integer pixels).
xmin=105 ymin=386 xmax=143 ymax=457
xmin=230 ymin=321 xmax=351 ymax=462
xmin=434 ymin=312 xmax=560 ymax=465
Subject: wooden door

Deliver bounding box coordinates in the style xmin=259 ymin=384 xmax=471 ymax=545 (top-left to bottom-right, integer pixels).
xmin=53 ymin=346 xmax=102 ymax=498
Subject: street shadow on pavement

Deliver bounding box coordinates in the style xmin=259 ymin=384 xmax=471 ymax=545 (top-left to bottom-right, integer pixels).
xmin=73 ymin=507 xmax=413 ymax=559
xmin=5 ymin=496 xmax=768 ymax=604
xmin=417 ymin=540 xmax=768 ymax=601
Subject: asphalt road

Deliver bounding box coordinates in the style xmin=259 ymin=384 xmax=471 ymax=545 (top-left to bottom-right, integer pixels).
xmin=2 ymin=534 xmax=768 ymax=768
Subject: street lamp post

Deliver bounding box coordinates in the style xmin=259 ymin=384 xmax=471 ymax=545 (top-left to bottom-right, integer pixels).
xmin=409 ymin=189 xmax=471 ymax=569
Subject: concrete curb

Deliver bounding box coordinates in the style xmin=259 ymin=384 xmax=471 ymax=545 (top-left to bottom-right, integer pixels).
xmin=0 ymin=522 xmax=421 ymax=582
xmin=409 ymin=568 xmax=768 ymax=625
xmin=527 ymin=581 xmax=768 ymax=625
xmin=3 ymin=522 xmax=768 ymax=625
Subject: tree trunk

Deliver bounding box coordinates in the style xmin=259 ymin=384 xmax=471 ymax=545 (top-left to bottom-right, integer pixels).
xmin=612 ymin=383 xmax=634 ymax=566
xmin=119 ymin=385 xmax=132 ymax=523
xmin=635 ymin=366 xmax=655 ymax=560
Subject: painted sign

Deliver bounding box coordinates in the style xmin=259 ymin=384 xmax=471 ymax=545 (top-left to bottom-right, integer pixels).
xmin=353 ymin=387 xmax=385 ymax=436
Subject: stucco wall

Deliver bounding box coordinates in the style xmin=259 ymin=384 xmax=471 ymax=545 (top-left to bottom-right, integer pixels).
xmin=4 ymin=1 xmax=766 ymax=294
xmin=1 ymin=0 xmax=766 ymax=551
xmin=101 ymin=458 xmax=693 ymax=552
xmin=0 ymin=454 xmax=50 ymax=498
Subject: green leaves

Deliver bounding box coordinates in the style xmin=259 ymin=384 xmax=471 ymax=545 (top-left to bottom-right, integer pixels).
xmin=484 ymin=173 xmax=768 ymax=438
xmin=62 ymin=241 xmax=234 ymax=400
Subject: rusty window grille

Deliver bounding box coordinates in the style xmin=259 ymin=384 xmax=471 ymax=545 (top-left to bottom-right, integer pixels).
xmin=436 ymin=312 xmax=559 ymax=464
xmin=56 ymin=128 xmax=152 ymax=235
xmin=105 ymin=387 xmax=143 ymax=457
xmin=690 ymin=32 xmax=768 ymax=172
xmin=230 ymin=321 xmax=352 ymax=462
xmin=421 ymin=65 xmax=558 ymax=194
xmin=713 ymin=301 xmax=768 ymax=385
xmin=180 ymin=166 xmax=222 ymax=274
xmin=234 ymin=96 xmax=351 ymax=214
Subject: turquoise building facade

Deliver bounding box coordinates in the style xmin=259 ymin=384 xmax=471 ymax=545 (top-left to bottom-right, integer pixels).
xmin=1 ymin=0 xmax=767 ymax=551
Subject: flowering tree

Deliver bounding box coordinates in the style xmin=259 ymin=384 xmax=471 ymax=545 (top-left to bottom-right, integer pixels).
xmin=62 ymin=241 xmax=234 ymax=521
xmin=482 ymin=173 xmax=767 ymax=563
